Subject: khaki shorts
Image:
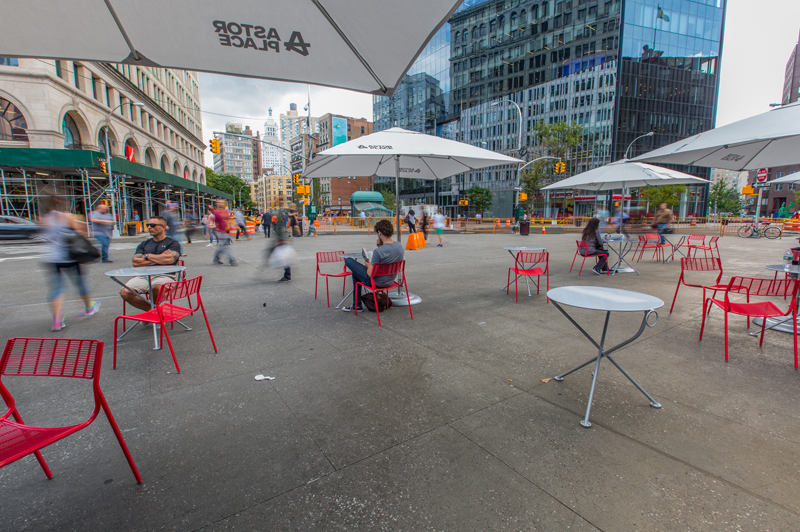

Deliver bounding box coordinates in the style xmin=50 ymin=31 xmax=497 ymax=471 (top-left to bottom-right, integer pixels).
xmin=124 ymin=275 xmax=176 ymax=294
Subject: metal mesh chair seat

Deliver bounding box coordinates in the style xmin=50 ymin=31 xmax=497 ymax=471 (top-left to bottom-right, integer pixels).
xmin=119 ymin=303 xmax=196 ymax=324
xmin=0 ymin=421 xmax=82 ymax=466
xmin=354 ymin=261 xmax=413 ymax=326
xmin=315 ymin=251 xmax=349 ymax=307
xmin=508 ymin=251 xmax=550 ymax=303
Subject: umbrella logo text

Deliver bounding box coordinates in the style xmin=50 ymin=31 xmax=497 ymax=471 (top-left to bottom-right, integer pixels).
xmin=213 ymin=21 xmax=310 ymax=56
xmin=357 ymin=145 xmax=393 ymax=150
xmin=720 ymin=153 xmax=745 ymax=162
xmin=399 ymin=168 xmax=421 ymax=173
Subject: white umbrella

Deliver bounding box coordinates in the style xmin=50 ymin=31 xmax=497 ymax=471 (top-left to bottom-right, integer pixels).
xmin=2 ymin=0 xmax=463 ymax=96
xmin=541 ymin=160 xmax=710 ymax=191
xmin=770 ymin=171 xmax=800 ymax=184
xmin=631 ymin=102 xmax=800 ymax=171
xmin=304 ymin=127 xmax=521 ymax=307
xmin=304 ymin=127 xmax=522 ymax=237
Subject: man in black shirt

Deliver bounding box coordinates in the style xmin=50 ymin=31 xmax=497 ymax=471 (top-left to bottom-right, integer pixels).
xmin=120 ymin=216 xmax=182 ymax=312
xmin=261 ymin=210 xmax=271 ymax=238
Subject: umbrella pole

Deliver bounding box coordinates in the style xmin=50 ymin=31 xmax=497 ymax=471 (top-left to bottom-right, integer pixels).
xmin=395 ymin=155 xmax=401 ymax=243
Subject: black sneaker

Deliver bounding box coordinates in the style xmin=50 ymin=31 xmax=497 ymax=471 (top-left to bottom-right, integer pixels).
xmin=342 ymin=304 xmax=362 ymax=312
xmin=278 ymin=277 xmax=291 ymax=282
xmin=591 ymin=267 xmax=602 ymax=275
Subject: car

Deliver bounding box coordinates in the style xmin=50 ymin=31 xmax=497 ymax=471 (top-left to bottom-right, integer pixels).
xmin=0 ymin=215 xmax=44 ymax=241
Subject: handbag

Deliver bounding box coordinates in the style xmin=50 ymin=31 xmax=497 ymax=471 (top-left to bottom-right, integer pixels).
xmin=67 ymin=233 xmax=101 ymax=264
xmin=362 ymin=290 xmax=392 ymax=312
xmin=268 ymin=243 xmax=297 ymax=269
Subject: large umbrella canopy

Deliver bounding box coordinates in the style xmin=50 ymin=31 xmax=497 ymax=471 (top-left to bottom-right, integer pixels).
xmin=541 ymin=160 xmax=709 ymax=191
xmin=2 ymin=0 xmax=463 ymax=96
xmin=770 ymin=171 xmax=800 ymax=184
xmin=304 ymin=128 xmax=522 ymax=180
xmin=631 ymin=102 xmax=800 ymax=171
xmin=304 ymin=127 xmax=521 ymax=243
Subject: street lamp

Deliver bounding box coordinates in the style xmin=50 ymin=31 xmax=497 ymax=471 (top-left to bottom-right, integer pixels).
xmin=236 ymin=183 xmax=249 ymax=209
xmin=105 ymin=101 xmax=144 ymax=236
xmin=491 ymin=99 xmax=523 ymax=152
xmin=623 ymin=131 xmax=654 ymax=160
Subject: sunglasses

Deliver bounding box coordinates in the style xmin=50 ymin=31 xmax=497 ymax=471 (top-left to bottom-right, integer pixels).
xmin=146 ymin=223 xmax=164 ymax=228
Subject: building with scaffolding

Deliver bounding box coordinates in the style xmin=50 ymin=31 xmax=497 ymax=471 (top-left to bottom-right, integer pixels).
xmin=0 ymin=58 xmax=231 ymax=228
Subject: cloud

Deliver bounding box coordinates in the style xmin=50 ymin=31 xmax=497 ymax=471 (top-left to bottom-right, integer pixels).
xmin=198 ymin=73 xmax=372 ymax=167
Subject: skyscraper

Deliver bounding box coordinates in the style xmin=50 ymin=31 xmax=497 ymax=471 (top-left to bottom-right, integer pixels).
xmin=783 ymin=28 xmax=800 ymax=106
xmin=280 ymin=103 xmax=319 ymax=175
xmin=373 ymin=0 xmax=727 ymax=218
xmin=261 ymin=108 xmax=283 ymax=174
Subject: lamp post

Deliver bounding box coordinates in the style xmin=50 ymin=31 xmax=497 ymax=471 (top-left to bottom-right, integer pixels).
xmin=517 ymin=156 xmax=559 ymax=217
xmin=105 ymin=101 xmax=144 ymax=237
xmin=623 ymin=131 xmax=654 ymax=160
xmin=491 ymin=99 xmax=523 ymax=152
xmin=235 ymin=183 xmax=248 ymax=209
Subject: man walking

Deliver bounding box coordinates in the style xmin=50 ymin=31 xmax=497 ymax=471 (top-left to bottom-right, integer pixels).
xmin=211 ymin=201 xmax=237 ymax=266
xmin=433 ymin=209 xmax=446 ymax=247
xmin=655 ymin=203 xmax=674 ymax=244
xmin=90 ymin=203 xmax=115 ymax=263
xmin=261 ymin=210 xmax=271 ymax=238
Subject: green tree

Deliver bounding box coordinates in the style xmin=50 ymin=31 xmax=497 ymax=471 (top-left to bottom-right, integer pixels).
xmin=520 ymin=121 xmax=585 ymax=210
xmin=708 ymin=180 xmax=743 ymax=214
xmin=641 ymin=185 xmax=686 ymax=209
xmin=205 ymin=168 xmax=255 ymax=210
xmin=466 ymin=185 xmax=493 ymax=215
xmin=379 ymin=188 xmax=396 ymax=213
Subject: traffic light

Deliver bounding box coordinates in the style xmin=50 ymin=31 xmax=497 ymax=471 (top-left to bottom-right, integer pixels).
xmin=555 ymin=162 xmax=566 ymax=174
xmin=458 ymin=199 xmax=469 ymax=206
xmin=293 ymin=174 xmax=300 ymax=185
xmin=209 ymin=138 xmax=220 ymax=154
xmin=99 ymin=161 xmax=107 ymax=174
xmin=518 ymin=193 xmax=528 ymax=201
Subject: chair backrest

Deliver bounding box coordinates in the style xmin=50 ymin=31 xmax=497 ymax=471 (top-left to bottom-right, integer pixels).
xmin=682 ymin=257 xmax=721 ymax=272
xmin=517 ymin=251 xmax=548 ymax=264
xmin=708 ymin=236 xmax=719 ymax=246
xmin=793 ymin=249 xmax=800 ymax=262
xmin=576 ymin=240 xmax=588 ymax=250
xmin=726 ymin=277 xmax=799 ymax=300
xmin=156 ymin=276 xmax=203 ymax=305
xmin=644 ymin=233 xmax=660 ymax=242
xmin=1 ymin=338 xmax=102 ymax=380
xmin=637 ymin=234 xmax=647 ymax=243
xmin=688 ymin=234 xmax=705 ymax=243
xmin=317 ymin=251 xmax=345 ymax=264
xmin=372 ymin=260 xmax=405 ymax=277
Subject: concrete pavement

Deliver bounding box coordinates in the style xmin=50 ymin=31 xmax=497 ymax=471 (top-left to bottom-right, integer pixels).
xmin=0 ymin=230 xmax=799 ymax=531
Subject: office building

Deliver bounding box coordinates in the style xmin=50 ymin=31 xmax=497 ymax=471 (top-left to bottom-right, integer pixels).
xmin=261 ymin=108 xmax=284 ymax=174
xmin=280 ymin=104 xmax=319 ymax=174
xmin=709 ymin=168 xmax=746 ymax=189
xmin=783 ymin=29 xmax=800 ymax=106
xmin=212 ymin=123 xmax=258 ymax=182
xmin=316 ymin=113 xmax=374 ymax=213
xmin=373 ymin=0 xmax=727 ymax=218
xmin=252 ymin=174 xmax=293 ymax=211
xmin=0 ymin=57 xmax=230 ymax=224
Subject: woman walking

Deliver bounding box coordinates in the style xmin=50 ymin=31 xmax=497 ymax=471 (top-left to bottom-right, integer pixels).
xmin=420 ymin=211 xmax=430 ymax=240
xmin=42 ymin=195 xmax=100 ymax=331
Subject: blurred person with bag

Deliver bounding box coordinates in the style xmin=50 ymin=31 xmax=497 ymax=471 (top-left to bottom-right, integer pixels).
xmin=654 ymin=203 xmax=673 ymax=244
xmin=267 ymin=209 xmax=295 ymax=282
xmin=210 ymin=200 xmax=237 ymax=266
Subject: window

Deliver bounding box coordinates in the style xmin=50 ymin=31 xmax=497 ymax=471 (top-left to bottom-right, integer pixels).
xmin=0 ymin=57 xmax=19 ymax=66
xmin=0 ymin=98 xmax=29 ymax=142
xmin=62 ymin=114 xmax=81 ymax=149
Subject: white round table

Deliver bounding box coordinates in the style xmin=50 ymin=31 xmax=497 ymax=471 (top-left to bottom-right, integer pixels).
xmin=547 ymin=286 xmax=664 ymax=428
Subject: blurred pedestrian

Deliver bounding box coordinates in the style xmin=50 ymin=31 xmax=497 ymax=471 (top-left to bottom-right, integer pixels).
xmin=420 ymin=211 xmax=430 ymax=240
xmin=184 ymin=212 xmax=197 ymax=244
xmin=206 ymin=207 xmax=217 ymax=246
xmin=433 ymin=209 xmax=446 ymax=247
xmin=261 ymin=210 xmax=271 ymax=238
xmin=654 ymin=203 xmax=673 ymax=244
xmin=405 ymin=209 xmax=416 ymax=233
xmin=269 ymin=209 xmax=293 ymax=282
xmin=581 ymin=217 xmax=609 ymax=275
xmin=162 ymin=203 xmax=183 ymax=255
xmin=211 ymin=200 xmax=237 ymax=266
xmin=90 ymin=202 xmax=115 ymax=263
xmin=288 ymin=203 xmax=300 ymax=237
xmin=234 ymin=208 xmax=250 ymax=240
xmin=42 ymin=195 xmax=100 ymax=331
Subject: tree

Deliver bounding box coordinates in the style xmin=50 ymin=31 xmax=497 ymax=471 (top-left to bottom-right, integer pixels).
xmin=641 ymin=185 xmax=686 ymax=210
xmin=466 ymin=185 xmax=493 ymax=215
xmin=707 ymin=180 xmax=743 ymax=214
xmin=520 ymin=121 xmax=585 ymax=211
xmin=205 ymin=168 xmax=255 ymax=210
xmin=379 ymin=188 xmax=396 ymax=213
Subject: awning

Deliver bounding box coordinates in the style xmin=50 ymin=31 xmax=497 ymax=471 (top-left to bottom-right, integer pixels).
xmin=353 ymin=202 xmax=392 ymax=214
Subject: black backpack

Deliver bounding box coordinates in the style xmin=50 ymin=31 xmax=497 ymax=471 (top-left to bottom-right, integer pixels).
xmin=362 ymin=291 xmax=392 ymax=312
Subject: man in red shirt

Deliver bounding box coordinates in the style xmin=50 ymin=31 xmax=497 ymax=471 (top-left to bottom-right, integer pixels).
xmin=210 ymin=200 xmax=237 ymax=266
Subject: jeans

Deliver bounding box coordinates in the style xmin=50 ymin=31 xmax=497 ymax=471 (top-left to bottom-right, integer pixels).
xmin=47 ymin=263 xmax=89 ymax=301
xmin=345 ymin=257 xmax=371 ymax=308
xmin=213 ymin=236 xmax=236 ymax=264
xmin=657 ymin=223 xmax=669 ymax=244
xmin=407 ymin=222 xmax=415 ymax=233
xmin=167 ymin=231 xmax=183 ymax=253
xmin=264 ymin=222 xmax=271 ymax=238
xmin=95 ymin=234 xmax=110 ymax=261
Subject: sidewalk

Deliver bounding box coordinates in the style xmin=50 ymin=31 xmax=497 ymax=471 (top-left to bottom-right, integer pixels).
xmin=0 ymin=233 xmax=798 ymax=531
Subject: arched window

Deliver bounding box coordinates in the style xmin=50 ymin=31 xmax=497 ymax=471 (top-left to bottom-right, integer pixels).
xmin=480 ymin=24 xmax=487 ymax=36
xmin=63 ymin=114 xmax=81 ymax=149
xmin=97 ymin=126 xmax=117 ymax=155
xmin=145 ymin=148 xmax=155 ymax=168
xmin=511 ymin=12 xmax=517 ymax=27
xmin=124 ymin=139 xmax=138 ymax=162
xmin=160 ymin=155 xmax=169 ymax=172
xmin=0 ymin=98 xmax=28 ymax=142
xmin=472 ymin=26 xmax=479 ymax=39
xmin=521 ymin=10 xmax=527 ymax=24
xmin=173 ymin=160 xmax=180 ymax=176
xmin=455 ymin=31 xmax=460 ymax=43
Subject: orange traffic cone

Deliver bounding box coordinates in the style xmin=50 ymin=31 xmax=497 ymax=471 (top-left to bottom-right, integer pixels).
xmin=542 ymin=226 xmax=546 ymax=235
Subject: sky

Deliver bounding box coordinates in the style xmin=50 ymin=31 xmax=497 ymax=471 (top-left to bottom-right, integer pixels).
xmin=199 ymin=0 xmax=800 ymax=168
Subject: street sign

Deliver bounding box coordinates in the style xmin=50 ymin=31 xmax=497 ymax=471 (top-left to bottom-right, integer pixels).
xmin=756 ymin=168 xmax=768 ymax=182
xmin=513 ymin=186 xmax=523 ymax=191
xmin=753 ymin=182 xmax=771 ymax=189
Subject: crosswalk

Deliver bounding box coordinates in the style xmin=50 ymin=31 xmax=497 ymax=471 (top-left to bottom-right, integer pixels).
xmin=0 ymin=242 xmax=141 ymax=262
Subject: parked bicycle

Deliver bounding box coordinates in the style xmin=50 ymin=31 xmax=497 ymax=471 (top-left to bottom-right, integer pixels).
xmin=737 ymin=219 xmax=782 ymax=239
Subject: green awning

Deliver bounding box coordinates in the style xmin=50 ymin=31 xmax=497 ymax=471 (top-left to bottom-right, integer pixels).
xmin=353 ymin=202 xmax=392 ymax=214
xmin=0 ymin=147 xmax=232 ymax=200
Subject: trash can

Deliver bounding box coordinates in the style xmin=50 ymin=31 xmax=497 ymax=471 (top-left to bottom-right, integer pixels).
xmin=519 ymin=221 xmax=530 ymax=235
xmin=126 ymin=223 xmax=137 ymax=236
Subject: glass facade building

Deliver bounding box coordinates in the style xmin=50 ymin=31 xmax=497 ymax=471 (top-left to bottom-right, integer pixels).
xmin=373 ymin=0 xmax=726 ymax=218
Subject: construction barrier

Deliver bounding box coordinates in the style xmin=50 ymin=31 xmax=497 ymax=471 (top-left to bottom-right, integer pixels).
xmin=405 ymin=232 xmax=427 ymax=250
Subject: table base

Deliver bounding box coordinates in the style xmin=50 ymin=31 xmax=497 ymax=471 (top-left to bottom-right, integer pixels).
xmin=752 ymin=317 xmax=798 ymax=335
xmin=610 ymin=265 xmax=637 ymax=274
xmin=551 ymin=304 xmax=661 ymax=428
xmin=389 ymin=291 xmax=422 ymax=306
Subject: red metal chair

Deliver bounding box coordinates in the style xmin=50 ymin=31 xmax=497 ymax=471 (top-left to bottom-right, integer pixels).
xmin=682 ymin=234 xmax=706 ymax=257
xmin=635 ymin=233 xmax=671 ymax=263
xmin=122 ymin=260 xmax=187 ymax=332
xmin=315 ymin=251 xmax=349 ymax=307
xmin=569 ymin=241 xmax=609 ymax=276
xmin=507 ymin=251 xmax=549 ymax=302
xmin=113 ymin=276 xmax=216 ymax=373
xmin=670 ymin=257 xmax=728 ymax=313
xmin=699 ymin=277 xmax=799 ymax=368
xmin=0 ymin=338 xmax=142 ymax=483
xmin=354 ymin=261 xmax=413 ymax=326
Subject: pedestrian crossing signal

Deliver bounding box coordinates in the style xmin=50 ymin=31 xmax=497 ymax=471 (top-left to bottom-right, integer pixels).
xmin=555 ymin=162 xmax=566 ymax=174
xmin=519 ymin=193 xmax=528 ymax=201
xmin=458 ymin=199 xmax=469 ymax=206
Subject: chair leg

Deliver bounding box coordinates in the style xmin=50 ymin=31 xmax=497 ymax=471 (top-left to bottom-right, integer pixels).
xmin=759 ymin=316 xmax=767 ymax=346
xmin=578 ymin=256 xmax=586 ymax=275
xmin=507 ymin=268 xmax=511 ymax=295
xmin=793 ymin=310 xmax=798 ymax=369
xmin=113 ymin=317 xmax=120 ymax=369
xmin=199 ymin=300 xmax=218 ymax=353
xmin=724 ymin=309 xmax=729 ymax=362
xmin=569 ymin=251 xmax=578 ymax=273
xmin=670 ymin=281 xmax=681 ymax=313
xmin=373 ymin=291 xmax=382 ymax=326
xmin=8 ymin=409 xmax=53 ymax=478
xmin=325 ymin=276 xmax=330 ymax=307
xmin=159 ymin=320 xmax=181 ymax=373
xmin=314 ymin=271 xmax=319 ymax=300
xmin=97 ymin=390 xmax=143 ymax=483
xmin=404 ymin=280 xmax=414 ymax=319
xmin=515 ymin=271 xmax=519 ymax=303
xmin=546 ymin=269 xmax=550 ymax=302
xmin=122 ymin=301 xmax=126 ymax=333
xmin=699 ymin=299 xmax=709 ymax=340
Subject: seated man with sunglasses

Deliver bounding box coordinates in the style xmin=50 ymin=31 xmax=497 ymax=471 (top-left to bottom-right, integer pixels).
xmin=120 ymin=216 xmax=182 ymax=312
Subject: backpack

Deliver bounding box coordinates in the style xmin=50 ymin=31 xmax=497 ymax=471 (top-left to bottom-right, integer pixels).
xmin=271 ymin=215 xmax=277 ymax=223
xmin=362 ymin=291 xmax=392 ymax=312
